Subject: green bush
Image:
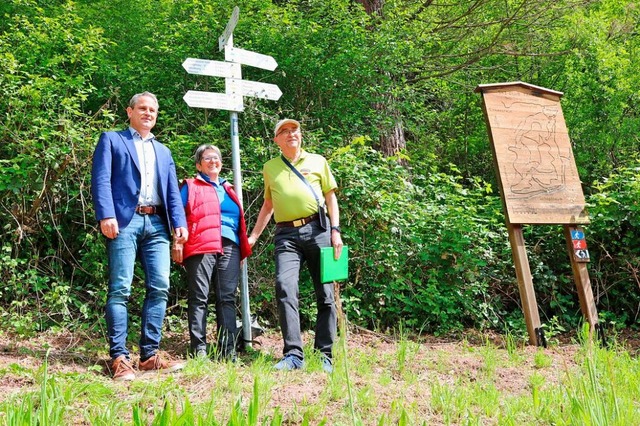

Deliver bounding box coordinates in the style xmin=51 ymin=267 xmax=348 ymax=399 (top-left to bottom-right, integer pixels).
xmin=313 ymin=137 xmax=512 ymax=333
xmin=586 ymin=163 xmax=640 ymax=328
xmin=0 ymin=0 xmax=111 ymax=331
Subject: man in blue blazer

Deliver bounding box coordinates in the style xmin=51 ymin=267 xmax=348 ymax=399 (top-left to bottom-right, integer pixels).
xmin=91 ymin=91 xmax=189 ymax=381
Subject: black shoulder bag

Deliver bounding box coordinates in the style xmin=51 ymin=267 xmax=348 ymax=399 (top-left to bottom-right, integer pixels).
xmin=281 ymin=154 xmax=328 ymax=230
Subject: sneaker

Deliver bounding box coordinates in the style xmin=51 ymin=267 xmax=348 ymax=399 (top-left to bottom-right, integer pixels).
xmin=193 ymin=349 xmax=208 ymax=359
xmin=274 ymin=354 xmax=304 ymax=371
xmin=322 ymin=356 xmax=334 ymax=374
xmin=139 ymin=354 xmax=185 ymax=373
xmin=217 ymin=349 xmax=238 ymax=363
xmin=111 ymin=355 xmax=135 ymax=382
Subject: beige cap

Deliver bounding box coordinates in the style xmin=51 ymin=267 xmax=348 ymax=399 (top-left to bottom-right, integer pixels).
xmin=274 ymin=119 xmax=300 ymax=136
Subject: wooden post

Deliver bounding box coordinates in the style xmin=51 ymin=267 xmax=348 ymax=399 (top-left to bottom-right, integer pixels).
xmin=563 ymin=225 xmax=599 ymax=329
xmin=334 ymin=281 xmax=346 ymax=334
xmin=507 ymin=224 xmax=542 ymax=345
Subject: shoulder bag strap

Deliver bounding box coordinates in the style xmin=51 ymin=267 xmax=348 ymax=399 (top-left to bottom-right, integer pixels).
xmin=281 ymin=154 xmax=323 ymax=209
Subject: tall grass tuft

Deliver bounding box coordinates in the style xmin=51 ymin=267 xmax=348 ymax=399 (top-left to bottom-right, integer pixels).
xmin=562 ymin=340 xmax=638 ymax=425
xmin=337 ymin=325 xmax=360 ymax=426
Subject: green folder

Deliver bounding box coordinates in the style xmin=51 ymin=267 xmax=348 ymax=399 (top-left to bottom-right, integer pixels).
xmin=320 ymin=246 xmax=349 ymax=283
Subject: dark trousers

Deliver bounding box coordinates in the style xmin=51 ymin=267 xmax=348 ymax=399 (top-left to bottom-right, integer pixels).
xmin=184 ymin=238 xmax=240 ymax=356
xmin=274 ymin=220 xmax=336 ymax=360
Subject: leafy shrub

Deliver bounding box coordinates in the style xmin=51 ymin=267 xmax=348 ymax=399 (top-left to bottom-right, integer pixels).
xmin=586 ymin=164 xmax=640 ymax=328
xmin=321 ymin=137 xmax=514 ymax=333
xmin=0 ymin=0 xmax=111 ymax=332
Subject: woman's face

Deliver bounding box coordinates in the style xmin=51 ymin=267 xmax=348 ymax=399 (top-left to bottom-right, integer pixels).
xmin=196 ymin=149 xmax=222 ymax=179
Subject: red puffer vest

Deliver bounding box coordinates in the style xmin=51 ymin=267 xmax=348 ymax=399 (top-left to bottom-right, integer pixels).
xmin=182 ymin=177 xmax=252 ymax=261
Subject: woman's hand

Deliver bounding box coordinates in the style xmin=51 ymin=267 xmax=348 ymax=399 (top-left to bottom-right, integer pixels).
xmin=172 ymin=243 xmax=184 ymax=263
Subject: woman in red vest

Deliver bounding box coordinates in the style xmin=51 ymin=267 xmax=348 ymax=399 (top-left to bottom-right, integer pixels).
xmin=173 ymin=144 xmax=251 ymax=361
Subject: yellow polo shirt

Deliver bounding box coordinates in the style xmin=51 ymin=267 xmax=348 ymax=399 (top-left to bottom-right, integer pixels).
xmin=263 ymin=150 xmax=337 ymax=223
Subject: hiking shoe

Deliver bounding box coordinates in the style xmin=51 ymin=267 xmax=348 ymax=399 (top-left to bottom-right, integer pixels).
xmin=193 ymin=349 xmax=208 ymax=359
xmin=223 ymin=352 xmax=238 ymax=364
xmin=274 ymin=354 xmax=304 ymax=371
xmin=217 ymin=349 xmax=238 ymax=363
xmin=322 ymin=356 xmax=334 ymax=374
xmin=139 ymin=354 xmax=185 ymax=373
xmin=111 ymin=355 xmax=135 ymax=382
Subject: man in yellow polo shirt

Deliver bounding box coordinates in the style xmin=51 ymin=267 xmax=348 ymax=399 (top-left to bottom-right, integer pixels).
xmin=248 ymin=118 xmax=344 ymax=373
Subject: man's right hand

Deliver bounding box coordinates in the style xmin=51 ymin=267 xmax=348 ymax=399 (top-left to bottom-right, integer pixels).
xmin=100 ymin=218 xmax=119 ymax=239
xmin=247 ymin=199 xmax=273 ymax=249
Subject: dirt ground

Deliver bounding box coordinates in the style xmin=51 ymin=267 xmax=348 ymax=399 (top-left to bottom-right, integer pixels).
xmin=0 ymin=325 xmax=638 ymax=423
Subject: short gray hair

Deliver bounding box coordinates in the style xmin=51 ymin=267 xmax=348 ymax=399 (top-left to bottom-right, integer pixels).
xmin=129 ymin=91 xmax=159 ymax=109
xmin=193 ymin=144 xmax=222 ymax=164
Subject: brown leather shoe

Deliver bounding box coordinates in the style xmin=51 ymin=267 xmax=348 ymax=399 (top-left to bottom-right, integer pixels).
xmin=111 ymin=355 xmax=135 ymax=381
xmin=138 ymin=354 xmax=185 ymax=373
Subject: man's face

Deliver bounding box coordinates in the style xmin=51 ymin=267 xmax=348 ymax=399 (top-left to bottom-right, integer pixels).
xmin=274 ymin=123 xmax=301 ymax=152
xmin=127 ymin=95 xmax=158 ymax=133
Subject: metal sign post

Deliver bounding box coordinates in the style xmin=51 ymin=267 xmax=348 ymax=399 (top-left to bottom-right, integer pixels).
xmin=183 ymin=6 xmax=282 ymax=349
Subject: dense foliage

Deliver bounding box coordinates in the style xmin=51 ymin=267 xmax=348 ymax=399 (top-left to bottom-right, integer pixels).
xmin=1 ymin=0 xmax=639 ymax=338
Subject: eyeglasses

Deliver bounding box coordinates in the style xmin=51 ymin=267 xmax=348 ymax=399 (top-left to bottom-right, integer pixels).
xmin=201 ymin=155 xmax=220 ymax=162
xmin=276 ymin=128 xmax=300 ymax=136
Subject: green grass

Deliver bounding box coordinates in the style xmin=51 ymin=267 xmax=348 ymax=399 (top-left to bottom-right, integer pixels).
xmin=0 ymin=328 xmax=639 ymax=425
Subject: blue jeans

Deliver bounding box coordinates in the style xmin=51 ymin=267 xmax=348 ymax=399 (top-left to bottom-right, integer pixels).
xmin=105 ymin=213 xmax=171 ymax=360
xmin=184 ymin=238 xmax=241 ymax=356
xmin=274 ymin=219 xmax=336 ymax=360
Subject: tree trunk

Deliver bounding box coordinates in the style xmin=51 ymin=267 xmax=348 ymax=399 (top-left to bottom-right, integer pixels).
xmin=356 ymin=0 xmax=406 ymax=162
xmin=358 ymin=0 xmax=384 ymax=16
xmin=376 ymin=99 xmax=406 ymax=162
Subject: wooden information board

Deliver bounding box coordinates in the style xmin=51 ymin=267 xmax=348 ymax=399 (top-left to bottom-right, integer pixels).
xmin=476 ymin=82 xmax=589 ymax=225
xmin=476 ymin=82 xmax=599 ymax=346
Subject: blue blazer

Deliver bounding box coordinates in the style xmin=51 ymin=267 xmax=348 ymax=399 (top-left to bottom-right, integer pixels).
xmin=91 ymin=129 xmax=187 ymax=231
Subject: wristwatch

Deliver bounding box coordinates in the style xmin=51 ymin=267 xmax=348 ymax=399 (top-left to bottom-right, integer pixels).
xmin=330 ymin=226 xmax=341 ymax=233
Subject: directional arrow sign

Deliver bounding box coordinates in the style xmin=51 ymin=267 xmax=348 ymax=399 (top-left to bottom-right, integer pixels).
xmin=183 ymin=90 xmax=244 ymax=112
xmin=219 ymin=6 xmax=240 ymax=51
xmin=226 ymin=78 xmax=282 ymax=101
xmin=182 ymin=58 xmax=241 ymax=78
xmin=225 ymin=46 xmax=277 ymax=71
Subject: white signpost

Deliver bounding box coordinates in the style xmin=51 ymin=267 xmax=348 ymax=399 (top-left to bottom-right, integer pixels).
xmin=182 ymin=7 xmax=282 ymax=113
xmin=182 ymin=58 xmax=241 ymax=79
xmin=218 ymin=6 xmax=239 ymax=51
xmin=226 ymin=79 xmax=282 ymax=101
xmin=183 ymin=6 xmax=281 ymax=349
xmin=225 ymin=46 xmax=278 ymax=71
xmin=183 ymin=90 xmax=244 ymax=112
